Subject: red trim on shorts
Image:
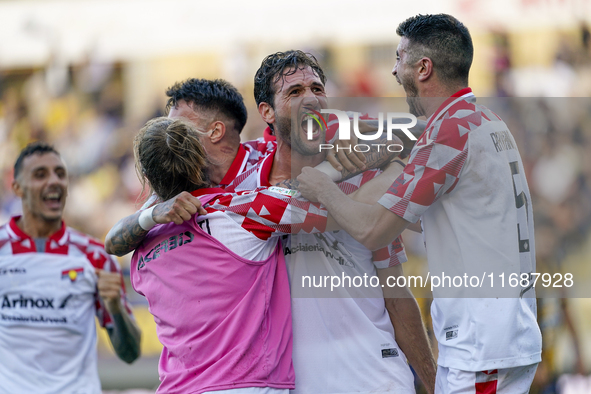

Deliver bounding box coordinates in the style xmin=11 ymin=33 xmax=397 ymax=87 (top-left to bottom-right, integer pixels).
xmin=475 ymin=373 xmax=498 ymax=394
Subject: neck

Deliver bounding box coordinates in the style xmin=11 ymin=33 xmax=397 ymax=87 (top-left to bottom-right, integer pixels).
xmin=208 ymin=142 xmax=239 ymax=185
xmin=17 ymin=213 xmax=61 ymax=238
xmin=419 ymin=83 xmax=467 ymax=119
xmin=269 ymin=139 xmax=325 ymax=185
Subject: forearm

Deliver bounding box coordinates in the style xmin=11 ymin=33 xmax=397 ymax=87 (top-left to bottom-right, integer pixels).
xmin=386 ymin=296 xmax=436 ymax=394
xmin=105 ymin=212 xmax=148 ymax=256
xmin=349 ymin=160 xmax=405 ymax=205
xmin=315 ymin=181 xmax=397 ymax=249
xmin=106 ymin=302 xmax=142 ymax=364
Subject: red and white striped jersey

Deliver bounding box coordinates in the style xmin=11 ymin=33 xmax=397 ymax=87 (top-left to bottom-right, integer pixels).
xmin=220 ymin=138 xmax=277 ymax=187
xmin=225 ymin=150 xmax=407 ymax=268
xmin=0 ymin=217 xmax=132 ymax=394
xmin=378 ymin=88 xmax=541 ymax=371
xmin=187 ymin=187 xmax=328 ymax=261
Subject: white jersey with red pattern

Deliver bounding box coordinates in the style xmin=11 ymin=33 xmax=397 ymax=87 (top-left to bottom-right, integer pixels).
xmin=225 ymin=154 xmax=416 ymax=394
xmin=0 ymin=217 xmax=132 ymax=394
xmin=378 ymin=88 xmax=541 ymax=371
xmin=185 ymin=187 xmax=329 ymax=260
xmin=222 ymin=138 xmax=277 ymax=187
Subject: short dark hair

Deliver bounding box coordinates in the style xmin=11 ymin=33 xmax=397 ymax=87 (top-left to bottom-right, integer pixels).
xmin=254 ymin=50 xmax=327 ymax=109
xmin=14 ymin=141 xmax=60 ymax=179
xmin=165 ymin=78 xmax=247 ymax=134
xmin=396 ymin=14 xmax=473 ymax=85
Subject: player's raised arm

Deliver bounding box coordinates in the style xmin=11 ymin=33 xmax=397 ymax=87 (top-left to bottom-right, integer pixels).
xmin=297 ymin=167 xmax=410 ymax=250
xmin=105 ymin=192 xmax=206 ymax=256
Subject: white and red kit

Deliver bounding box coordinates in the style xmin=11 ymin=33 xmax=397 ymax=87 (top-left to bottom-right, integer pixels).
xmin=224 ymin=152 xmax=416 ymax=394
xmin=0 ymin=217 xmax=133 ymax=394
xmin=378 ymin=88 xmax=542 ymax=373
xmin=219 ymin=138 xmax=277 ymax=188
xmin=130 ymin=189 xmax=328 ymax=394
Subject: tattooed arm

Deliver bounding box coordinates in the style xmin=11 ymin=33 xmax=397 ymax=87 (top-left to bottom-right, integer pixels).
xmin=105 ymin=191 xmax=207 ymax=256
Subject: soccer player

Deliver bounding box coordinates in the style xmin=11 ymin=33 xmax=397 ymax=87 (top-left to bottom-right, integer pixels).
xmin=231 ymin=50 xmax=435 ymax=394
xmin=296 ymin=14 xmax=542 ymax=394
xmin=130 ymin=116 xmax=335 ymax=394
xmin=0 ymin=142 xmax=141 ymax=394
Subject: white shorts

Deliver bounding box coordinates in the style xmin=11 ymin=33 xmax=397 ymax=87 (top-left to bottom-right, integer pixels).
xmin=435 ymin=364 xmax=538 ymax=394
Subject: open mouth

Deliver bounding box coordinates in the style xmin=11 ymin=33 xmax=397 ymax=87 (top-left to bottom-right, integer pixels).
xmin=300 ymin=111 xmax=322 ymax=139
xmin=42 ymin=191 xmax=63 ymax=210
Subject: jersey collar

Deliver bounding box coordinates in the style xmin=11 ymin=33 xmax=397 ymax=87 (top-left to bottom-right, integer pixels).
xmin=257 ymin=147 xmax=276 ymax=187
xmin=7 ymin=216 xmax=68 ymax=251
xmin=190 ymin=188 xmax=227 ymax=197
xmin=425 ymin=87 xmax=474 ymax=130
xmin=218 ymin=143 xmax=249 ymax=187
xmin=263 ymin=126 xmax=276 ymax=143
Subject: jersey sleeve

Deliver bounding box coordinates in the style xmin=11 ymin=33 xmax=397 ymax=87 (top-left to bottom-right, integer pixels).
xmin=85 ymin=240 xmax=134 ymax=328
xmin=371 ymin=235 xmax=408 ymax=269
xmin=377 ymin=115 xmax=470 ymax=223
xmin=204 ymin=188 xmax=328 ymax=240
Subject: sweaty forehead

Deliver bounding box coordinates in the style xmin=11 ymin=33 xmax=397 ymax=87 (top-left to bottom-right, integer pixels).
xmin=275 ymin=66 xmax=323 ymax=93
xmin=21 ymin=152 xmax=65 ymax=173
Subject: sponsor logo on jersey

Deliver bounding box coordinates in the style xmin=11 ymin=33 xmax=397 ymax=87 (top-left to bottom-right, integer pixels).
xmin=0 ymin=268 xmax=26 ymax=275
xmin=1 ymin=314 xmax=67 ymax=324
xmin=2 ymin=294 xmax=55 ymax=309
xmin=283 ymin=242 xmax=355 ymax=267
xmin=61 ymin=267 xmax=84 ymax=282
xmin=268 ymin=186 xmax=298 ymax=197
xmin=445 ymin=329 xmax=458 ymax=340
xmin=490 ymin=130 xmax=516 ymax=153
xmin=137 ymin=231 xmax=194 ymax=270
xmin=381 ymin=348 xmax=399 ymax=358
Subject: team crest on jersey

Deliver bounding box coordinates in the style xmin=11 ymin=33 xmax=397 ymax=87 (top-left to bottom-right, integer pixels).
xmin=61 ymin=267 xmax=84 ymax=282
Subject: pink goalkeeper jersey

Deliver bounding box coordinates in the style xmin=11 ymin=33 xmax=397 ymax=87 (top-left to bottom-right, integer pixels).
xmin=131 ymin=190 xmax=328 ymax=394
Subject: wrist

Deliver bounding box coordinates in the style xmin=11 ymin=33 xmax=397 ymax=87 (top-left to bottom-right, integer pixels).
xmin=138 ymin=205 xmax=157 ymax=231
xmin=314 ymin=161 xmax=343 ymax=182
xmin=106 ymin=298 xmax=123 ymax=314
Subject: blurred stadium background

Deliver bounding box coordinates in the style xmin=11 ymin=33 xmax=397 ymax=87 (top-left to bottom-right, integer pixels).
xmin=0 ymin=0 xmax=590 ymax=393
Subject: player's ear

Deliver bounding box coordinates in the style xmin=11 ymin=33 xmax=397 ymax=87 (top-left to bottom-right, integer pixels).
xmin=417 ymin=57 xmax=433 ymax=82
xmin=258 ymin=102 xmax=275 ymax=126
xmin=12 ymin=179 xmax=23 ymax=198
xmin=209 ymin=121 xmax=226 ymax=144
